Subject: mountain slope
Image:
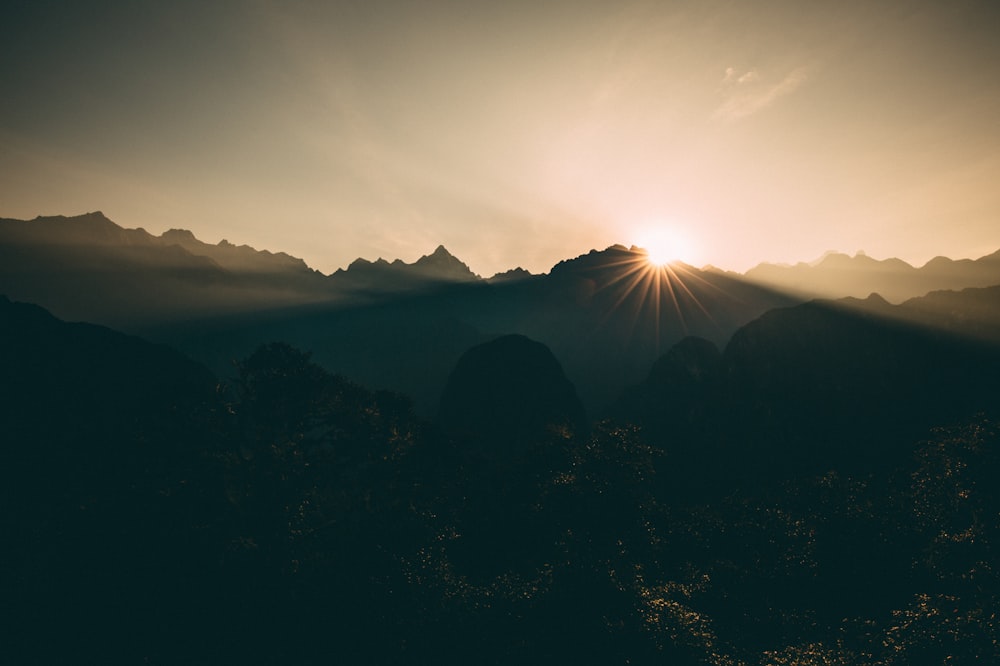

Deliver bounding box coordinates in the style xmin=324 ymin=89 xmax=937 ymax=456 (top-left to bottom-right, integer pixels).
xmin=743 ymin=249 xmax=1000 ymax=302
xmin=0 ymin=295 xmax=224 ymax=659
xmin=614 ymin=293 xmax=1000 ymax=491
xmin=157 ymin=244 xmax=801 ymax=416
xmin=438 ymin=334 xmax=587 ymax=459
xmin=0 ymin=212 xmax=333 ymax=326
xmin=6 ymin=211 xmax=998 ymax=419
xmin=330 ymin=244 xmax=481 ymax=293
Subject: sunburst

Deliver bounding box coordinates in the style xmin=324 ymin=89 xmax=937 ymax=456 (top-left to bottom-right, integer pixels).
xmin=633 ymin=227 xmax=697 ymax=267
xmin=588 ymin=248 xmax=726 ymax=356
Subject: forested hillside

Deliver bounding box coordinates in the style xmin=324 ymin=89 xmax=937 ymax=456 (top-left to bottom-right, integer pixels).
xmin=3 ymin=295 xmax=998 ymax=664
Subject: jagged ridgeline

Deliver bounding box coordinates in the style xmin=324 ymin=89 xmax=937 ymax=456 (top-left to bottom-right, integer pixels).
xmin=3 ymin=213 xmax=1000 ymax=663
xmin=6 ymin=213 xmax=1000 ymax=421
xmin=4 ymin=213 xmax=1000 ymax=417
xmin=0 ymin=213 xmax=787 ymax=415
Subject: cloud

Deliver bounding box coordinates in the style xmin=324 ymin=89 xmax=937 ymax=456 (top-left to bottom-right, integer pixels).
xmin=714 ymin=66 xmax=809 ymax=122
xmin=721 ymin=67 xmax=758 ymax=85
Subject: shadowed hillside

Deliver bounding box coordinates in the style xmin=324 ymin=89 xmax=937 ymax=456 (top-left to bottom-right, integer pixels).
xmin=0 ymin=212 xmax=332 ymax=325
xmin=6 ymin=213 xmax=999 ymax=419
xmin=0 ymin=295 xmax=224 ymax=660
xmin=612 ymin=295 xmax=1000 ymax=496
xmin=149 ymin=244 xmax=800 ymax=416
xmin=438 ymin=334 xmax=587 ymax=458
xmin=3 ymin=295 xmax=999 ymax=664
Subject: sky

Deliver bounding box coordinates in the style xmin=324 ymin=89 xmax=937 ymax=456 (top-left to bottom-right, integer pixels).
xmin=2 ymin=0 xmax=999 ymax=277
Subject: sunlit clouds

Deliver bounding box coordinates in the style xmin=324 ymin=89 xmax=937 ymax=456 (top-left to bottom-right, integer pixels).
xmin=714 ymin=66 xmax=810 ymax=123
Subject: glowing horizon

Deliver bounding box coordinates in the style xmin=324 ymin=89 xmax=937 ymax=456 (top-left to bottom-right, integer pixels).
xmin=2 ymin=2 xmax=999 ymax=277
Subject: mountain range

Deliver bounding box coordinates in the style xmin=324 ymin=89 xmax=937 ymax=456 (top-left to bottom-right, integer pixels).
xmin=740 ymin=248 xmax=1000 ymax=302
xmin=0 ymin=212 xmax=490 ymax=326
xmin=3 ymin=212 xmax=1000 ymax=416
xmin=4 ymin=212 xmax=1000 ymax=664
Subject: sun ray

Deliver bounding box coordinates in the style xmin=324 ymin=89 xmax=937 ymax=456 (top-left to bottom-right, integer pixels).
xmin=663 ymin=264 xmax=715 ymax=327
xmin=657 ymin=264 xmax=687 ymax=334
xmin=574 ymin=244 xmax=737 ymax=358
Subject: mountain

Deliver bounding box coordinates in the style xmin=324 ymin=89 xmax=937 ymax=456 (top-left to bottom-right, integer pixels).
xmin=607 ymin=335 xmax=722 ymax=451
xmin=500 ymin=244 xmax=798 ymax=409
xmin=5 ymin=253 xmax=1000 ymax=663
xmin=896 ymin=284 xmax=1000 ymax=341
xmin=742 ymin=249 xmax=1000 ymax=302
xmin=159 ymin=227 xmax=315 ymax=276
xmin=437 ymin=334 xmax=587 ymax=460
xmin=331 ymin=244 xmax=481 ymax=292
xmin=5 ymin=211 xmax=998 ymax=419
xmin=487 ymin=267 xmax=534 ymax=283
xmin=0 ymin=293 xmax=219 ymax=444
xmin=0 ymin=212 xmax=332 ymax=326
xmin=152 ymin=243 xmax=801 ymax=416
xmin=0 ymin=219 xmax=795 ymax=415
xmin=615 ymin=293 xmax=1000 ymax=492
xmin=0 ymin=295 xmax=224 ymax=659
xmin=0 ymin=212 xmax=495 ymax=326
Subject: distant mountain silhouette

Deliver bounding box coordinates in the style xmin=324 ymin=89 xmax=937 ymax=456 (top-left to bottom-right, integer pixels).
xmin=331 ymin=244 xmax=481 ymax=292
xmin=5 ymin=211 xmax=999 ymax=419
xmin=159 ymin=227 xmax=315 ymax=275
xmin=742 ymin=249 xmax=1000 ymax=302
xmin=895 ymin=284 xmax=1000 ymax=342
xmin=437 ymin=334 xmax=587 ymax=460
xmin=487 ymin=266 xmax=535 ymax=283
xmin=0 ymin=212 xmax=332 ymax=326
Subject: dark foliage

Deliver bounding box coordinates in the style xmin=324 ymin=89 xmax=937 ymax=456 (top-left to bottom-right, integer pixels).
xmin=2 ymin=296 xmax=999 ymax=665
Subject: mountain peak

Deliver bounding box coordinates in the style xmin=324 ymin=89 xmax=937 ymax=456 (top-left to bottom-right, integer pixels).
xmin=745 ymin=247 xmax=1000 ymax=303
xmin=21 ymin=211 xmax=136 ymax=245
xmin=334 ymin=245 xmax=481 ymax=287
xmin=488 ymin=267 xmax=534 ymax=283
xmin=549 ymin=244 xmax=646 ymax=277
xmin=161 ymin=228 xmax=198 ymax=243
xmin=412 ymin=245 xmax=479 ymax=279
xmin=415 ymin=245 xmax=458 ymax=264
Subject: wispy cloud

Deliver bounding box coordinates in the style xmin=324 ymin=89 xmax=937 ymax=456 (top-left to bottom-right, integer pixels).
xmin=714 ymin=66 xmax=809 ymax=122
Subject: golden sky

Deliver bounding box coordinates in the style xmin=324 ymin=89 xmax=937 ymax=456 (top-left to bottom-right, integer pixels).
xmin=2 ymin=0 xmax=999 ymax=276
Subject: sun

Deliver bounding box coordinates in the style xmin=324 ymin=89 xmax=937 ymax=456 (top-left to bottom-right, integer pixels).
xmin=592 ymin=225 xmax=714 ymax=355
xmin=646 ymin=243 xmax=679 ymax=266
xmin=633 ymin=225 xmax=698 ymax=267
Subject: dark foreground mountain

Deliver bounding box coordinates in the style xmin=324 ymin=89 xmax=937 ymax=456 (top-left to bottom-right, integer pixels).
xmin=3 ymin=297 xmax=999 ymax=663
xmin=612 ymin=289 xmax=1000 ymax=493
xmin=0 ymin=295 xmax=223 ymax=661
xmin=438 ymin=334 xmax=587 ymax=458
